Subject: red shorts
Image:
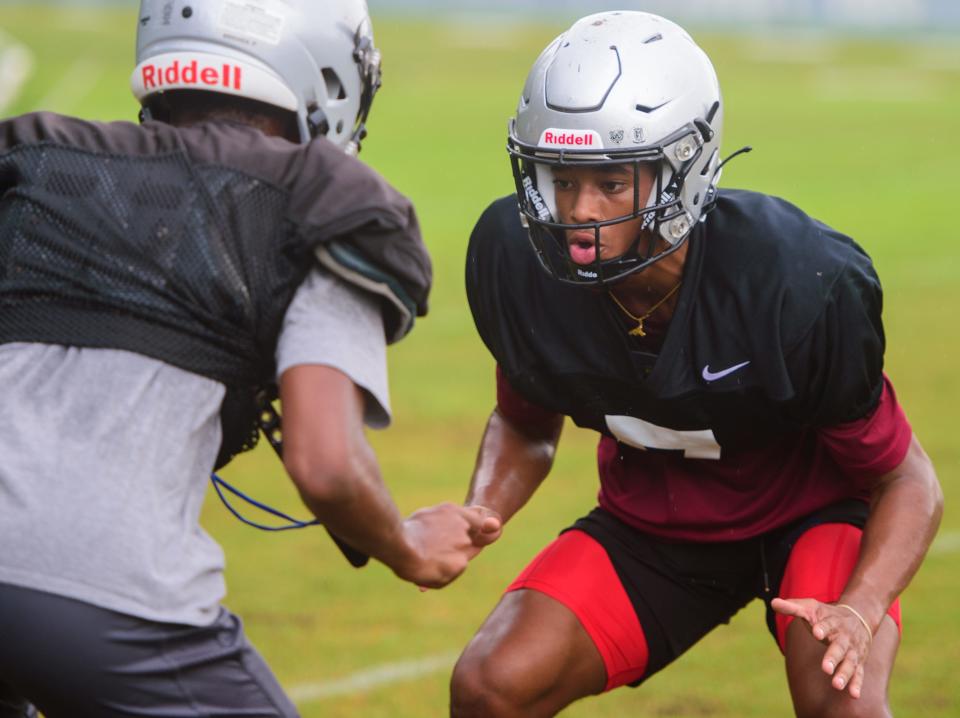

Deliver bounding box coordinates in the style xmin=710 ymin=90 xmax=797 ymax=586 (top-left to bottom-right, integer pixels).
xmin=508 ymin=505 xmax=902 ymax=692
xmin=775 ymin=522 xmax=901 ymax=647
xmin=508 ymin=529 xmax=650 ymax=689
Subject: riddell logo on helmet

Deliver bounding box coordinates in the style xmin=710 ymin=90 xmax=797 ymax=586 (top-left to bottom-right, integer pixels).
xmin=538 ymin=128 xmax=601 ymax=148
xmin=522 ymin=176 xmax=552 ymax=222
xmin=141 ymin=60 xmax=242 ymax=91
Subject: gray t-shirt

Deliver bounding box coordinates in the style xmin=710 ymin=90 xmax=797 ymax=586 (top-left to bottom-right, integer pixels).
xmin=0 ymin=268 xmax=388 ymax=626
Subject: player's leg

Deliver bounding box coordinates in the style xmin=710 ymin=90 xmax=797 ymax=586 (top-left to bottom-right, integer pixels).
xmin=785 ymin=615 xmax=898 ymax=718
xmin=450 ymin=510 xmax=757 ymax=718
xmin=0 ymin=582 xmax=299 ymax=717
xmin=450 ymin=585 xmax=607 ymax=718
xmin=773 ymin=523 xmax=901 ymax=718
xmin=450 ymin=529 xmax=635 ymax=717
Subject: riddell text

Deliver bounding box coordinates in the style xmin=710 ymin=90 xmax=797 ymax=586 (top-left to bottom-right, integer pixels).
xmin=542 ymin=131 xmax=594 ymax=146
xmin=141 ymin=61 xmax=242 ymax=91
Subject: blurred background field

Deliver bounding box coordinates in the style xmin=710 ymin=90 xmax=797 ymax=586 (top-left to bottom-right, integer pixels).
xmin=1 ymin=2 xmax=957 ymax=716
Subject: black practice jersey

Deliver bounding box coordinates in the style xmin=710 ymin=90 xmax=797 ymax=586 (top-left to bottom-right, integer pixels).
xmin=0 ymin=112 xmax=430 ymax=466
xmin=467 ymin=189 xmax=885 ymax=458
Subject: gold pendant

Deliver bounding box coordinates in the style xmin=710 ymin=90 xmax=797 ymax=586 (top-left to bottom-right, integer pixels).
xmin=629 ymin=321 xmax=646 ymax=337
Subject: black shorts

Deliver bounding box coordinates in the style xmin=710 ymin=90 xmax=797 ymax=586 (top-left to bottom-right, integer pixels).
xmin=508 ymin=499 xmax=885 ymax=690
xmin=0 ymin=584 xmax=298 ymax=718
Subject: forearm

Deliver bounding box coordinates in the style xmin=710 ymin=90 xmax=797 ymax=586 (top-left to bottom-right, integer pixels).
xmin=465 ymin=407 xmax=563 ymax=524
xmin=840 ymin=434 xmax=943 ymax=631
xmin=279 ymin=364 xmax=418 ymax=575
xmin=292 ymin=437 xmax=415 ymax=573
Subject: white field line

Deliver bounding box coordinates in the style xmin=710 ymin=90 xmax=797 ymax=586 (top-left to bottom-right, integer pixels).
xmin=815 ymin=66 xmax=938 ymax=102
xmin=740 ymin=37 xmax=839 ymax=65
xmin=288 ymin=651 xmax=458 ymax=704
xmin=741 ymin=35 xmax=960 ymax=75
xmin=913 ymin=46 xmax=960 ymax=73
xmin=0 ymin=31 xmax=34 ymax=116
xmin=287 ymin=532 xmax=959 ymax=704
xmin=35 ymin=58 xmax=101 ymax=115
xmin=441 ymin=16 xmax=527 ymax=49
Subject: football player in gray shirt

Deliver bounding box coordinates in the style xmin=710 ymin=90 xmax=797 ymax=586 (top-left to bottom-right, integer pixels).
xmin=0 ymin=2 xmax=500 ymax=716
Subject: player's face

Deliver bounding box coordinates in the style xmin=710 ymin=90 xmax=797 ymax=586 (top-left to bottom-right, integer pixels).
xmin=551 ymin=163 xmax=656 ymax=266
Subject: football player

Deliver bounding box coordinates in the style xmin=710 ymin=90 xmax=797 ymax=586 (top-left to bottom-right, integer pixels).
xmin=0 ymin=1 xmax=495 ymax=715
xmin=451 ymin=11 xmax=942 ymax=717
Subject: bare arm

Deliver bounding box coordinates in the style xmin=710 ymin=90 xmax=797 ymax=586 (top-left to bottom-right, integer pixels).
xmin=465 ymin=405 xmax=565 ymax=540
xmin=839 ymin=433 xmax=942 ymax=628
xmin=773 ymin=433 xmax=943 ymax=696
xmin=280 ymin=364 xmax=486 ymax=588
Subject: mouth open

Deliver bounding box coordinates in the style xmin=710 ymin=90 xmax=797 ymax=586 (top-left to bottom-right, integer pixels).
xmin=568 ymin=235 xmax=598 ymax=265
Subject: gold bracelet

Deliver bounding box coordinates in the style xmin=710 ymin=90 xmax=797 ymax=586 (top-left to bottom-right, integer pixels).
xmin=835 ymin=603 xmax=873 ymax=644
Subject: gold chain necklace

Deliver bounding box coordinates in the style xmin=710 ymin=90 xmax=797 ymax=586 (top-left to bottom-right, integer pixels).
xmin=608 ymin=280 xmax=682 ymax=337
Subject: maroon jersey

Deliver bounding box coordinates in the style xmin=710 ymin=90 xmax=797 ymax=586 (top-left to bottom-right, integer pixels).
xmin=498 ymin=367 xmax=911 ymax=541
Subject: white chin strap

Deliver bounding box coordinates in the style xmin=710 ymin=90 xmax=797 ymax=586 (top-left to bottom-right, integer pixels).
xmin=640 ymin=162 xmax=676 ymax=238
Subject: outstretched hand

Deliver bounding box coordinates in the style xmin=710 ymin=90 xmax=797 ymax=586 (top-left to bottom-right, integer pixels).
xmin=395 ymin=503 xmax=503 ymax=590
xmin=771 ymin=597 xmax=874 ymax=699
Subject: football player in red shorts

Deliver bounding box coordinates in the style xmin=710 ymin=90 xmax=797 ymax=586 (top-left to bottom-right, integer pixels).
xmin=450 ymin=11 xmax=943 ymax=718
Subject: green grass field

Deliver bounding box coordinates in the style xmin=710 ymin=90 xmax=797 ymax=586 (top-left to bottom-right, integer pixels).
xmin=1 ymin=5 xmax=958 ymax=716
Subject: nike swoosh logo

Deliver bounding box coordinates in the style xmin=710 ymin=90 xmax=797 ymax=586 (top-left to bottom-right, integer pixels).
xmin=702 ymin=361 xmax=751 ymax=382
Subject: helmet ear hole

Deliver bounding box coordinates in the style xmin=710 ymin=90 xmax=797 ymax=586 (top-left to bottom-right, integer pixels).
xmin=322 ymin=68 xmax=347 ymax=101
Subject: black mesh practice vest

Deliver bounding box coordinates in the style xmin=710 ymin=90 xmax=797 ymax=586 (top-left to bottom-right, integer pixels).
xmin=0 ymin=113 xmax=431 ymax=467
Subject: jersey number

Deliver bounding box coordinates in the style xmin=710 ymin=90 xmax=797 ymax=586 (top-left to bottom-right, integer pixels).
xmin=605 ymin=415 xmax=722 ymax=460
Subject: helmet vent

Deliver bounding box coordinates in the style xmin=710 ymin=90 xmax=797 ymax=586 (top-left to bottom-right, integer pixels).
xmin=322 ymin=68 xmax=347 ymax=101
xmin=635 ymin=100 xmax=670 ymax=114
xmin=643 ymin=33 xmax=663 ymax=44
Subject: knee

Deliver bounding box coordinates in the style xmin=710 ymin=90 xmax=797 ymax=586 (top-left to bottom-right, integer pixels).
xmin=449 ymin=644 xmax=528 ymax=718
xmin=794 ymin=696 xmax=891 ymax=718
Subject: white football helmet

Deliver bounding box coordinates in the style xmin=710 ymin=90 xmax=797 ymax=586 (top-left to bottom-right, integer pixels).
xmin=132 ymin=0 xmax=381 ymax=153
xmin=509 ymin=11 xmax=725 ymax=285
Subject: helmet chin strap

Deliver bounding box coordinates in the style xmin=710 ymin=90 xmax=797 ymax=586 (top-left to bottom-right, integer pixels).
xmin=640 ymin=162 xmax=678 ymax=235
